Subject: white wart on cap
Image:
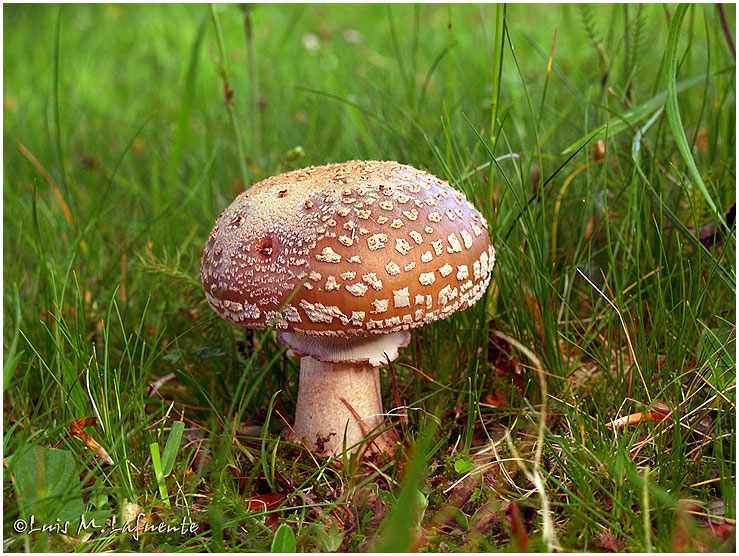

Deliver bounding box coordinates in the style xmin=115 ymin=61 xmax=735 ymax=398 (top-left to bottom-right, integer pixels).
xmin=201 ymin=160 xmax=495 ymax=337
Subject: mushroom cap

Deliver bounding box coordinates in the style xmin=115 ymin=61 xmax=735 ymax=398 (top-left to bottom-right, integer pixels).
xmin=201 ymin=160 xmax=494 ymax=337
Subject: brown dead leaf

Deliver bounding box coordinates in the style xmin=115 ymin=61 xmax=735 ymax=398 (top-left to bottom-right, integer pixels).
xmin=245 ymin=492 xmax=287 ymax=512
xmin=503 ymin=501 xmax=529 ymax=552
xmin=673 ymin=499 xmax=736 ymax=551
xmin=594 ymin=139 xmax=606 ymax=163
xmin=471 ymin=502 xmax=502 ymax=535
xmin=701 ymin=520 xmax=735 ymax=544
xmin=606 ymin=401 xmax=673 ymax=429
xmin=487 ymin=322 xmax=525 ymax=390
xmin=483 ymin=391 xmax=508 ymax=408
xmin=673 ymin=202 xmax=735 ymax=252
xmin=606 ymin=411 xmax=646 ymax=429
xmin=70 ymin=417 xmax=114 ymax=465
xmin=265 ymin=512 xmax=279 ymax=531
xmin=120 ymin=499 xmax=156 ymax=535
xmin=671 ymin=514 xmax=691 ymax=552
xmin=245 ymin=492 xmax=288 ymax=532
xmin=447 ymin=477 xmax=476 ymax=510
xmin=646 ymin=401 xmax=672 ymax=422
xmin=355 ymin=486 xmax=387 ymax=531
xmin=429 ymin=477 xmax=477 ymax=533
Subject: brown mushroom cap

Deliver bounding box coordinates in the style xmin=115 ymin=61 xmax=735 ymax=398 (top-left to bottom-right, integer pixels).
xmin=201 ymin=160 xmax=494 ymax=337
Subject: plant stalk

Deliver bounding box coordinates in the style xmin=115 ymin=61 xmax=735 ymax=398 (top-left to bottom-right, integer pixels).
xmin=210 ymin=4 xmax=250 ymax=188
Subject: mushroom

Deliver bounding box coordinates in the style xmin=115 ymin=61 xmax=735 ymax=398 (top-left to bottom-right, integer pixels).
xmin=201 ymin=160 xmax=494 ymax=457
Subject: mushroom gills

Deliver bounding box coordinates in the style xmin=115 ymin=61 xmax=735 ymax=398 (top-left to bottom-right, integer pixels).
xmin=277 ymin=330 xmax=410 ymax=367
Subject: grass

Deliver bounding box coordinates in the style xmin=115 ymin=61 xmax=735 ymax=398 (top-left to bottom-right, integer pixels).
xmin=3 ymin=3 xmax=736 ymax=552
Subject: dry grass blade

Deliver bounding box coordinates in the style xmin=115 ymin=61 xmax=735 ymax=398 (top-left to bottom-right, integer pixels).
xmin=16 ymin=140 xmax=73 ymax=225
xmin=576 ymin=269 xmax=650 ymax=401
xmin=495 ymin=331 xmax=561 ymax=552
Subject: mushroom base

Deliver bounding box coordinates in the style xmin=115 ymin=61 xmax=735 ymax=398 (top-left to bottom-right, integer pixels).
xmin=291 ymin=356 xmax=399 ymax=457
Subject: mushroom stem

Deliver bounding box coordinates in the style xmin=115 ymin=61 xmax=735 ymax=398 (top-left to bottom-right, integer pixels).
xmin=293 ymin=356 xmax=398 ymax=456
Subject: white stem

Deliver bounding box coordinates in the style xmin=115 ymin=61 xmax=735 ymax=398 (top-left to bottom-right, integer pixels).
xmin=292 ymin=356 xmax=397 ymax=456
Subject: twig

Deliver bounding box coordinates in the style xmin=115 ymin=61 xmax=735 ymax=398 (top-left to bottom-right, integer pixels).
xmin=148 ymin=372 xmax=176 ymax=397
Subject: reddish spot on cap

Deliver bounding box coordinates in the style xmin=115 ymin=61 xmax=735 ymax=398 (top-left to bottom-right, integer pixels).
xmin=255 ymin=236 xmax=274 ymax=260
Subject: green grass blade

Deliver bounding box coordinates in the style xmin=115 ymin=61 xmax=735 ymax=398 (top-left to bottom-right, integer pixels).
xmin=561 ymin=71 xmax=731 ymax=155
xmin=261 ymin=390 xmax=281 ymax=492
xmin=664 ymin=4 xmax=720 ymax=220
xmin=209 ymin=3 xmax=249 ymax=187
xmin=166 ymin=14 xmax=207 ymax=184
xmin=372 ymin=417 xmax=436 ymax=552
xmin=160 ymin=420 xmax=186 ymax=477
xmin=642 ymin=466 xmax=652 ymax=552
xmin=52 ymin=5 xmax=67 ymax=200
xmin=488 ymin=4 xmax=505 ymax=192
xmin=149 ymin=442 xmax=170 ymax=508
xmin=417 ymin=41 xmax=456 ymax=115
xmin=636 ymin=169 xmax=735 ymax=292
xmin=3 ymin=286 xmax=23 ymax=392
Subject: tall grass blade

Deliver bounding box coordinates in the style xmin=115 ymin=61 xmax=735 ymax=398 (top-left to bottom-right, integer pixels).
xmin=241 ymin=4 xmax=261 ymax=162
xmin=260 ymin=390 xmax=281 ymax=492
xmin=52 ymin=6 xmax=67 ymax=199
xmin=372 ymin=418 xmax=436 ymax=552
xmin=488 ymin=4 xmax=506 ymax=196
xmin=210 ymin=3 xmax=249 ymax=187
xmin=562 ymin=73 xmax=719 ymax=155
xmin=149 ymin=442 xmax=170 ymax=507
xmin=166 ymin=15 xmax=207 ymax=184
xmin=3 ymin=286 xmax=23 ymax=392
xmin=664 ymin=4 xmax=721 ymax=220
xmin=632 ymin=113 xmax=735 ymax=292
xmin=160 ymin=420 xmax=186 ymax=477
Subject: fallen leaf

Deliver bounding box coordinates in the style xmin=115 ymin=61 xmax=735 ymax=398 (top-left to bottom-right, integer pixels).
xmin=70 ymin=417 xmax=114 ymax=465
xmin=483 ymin=391 xmax=508 ymax=408
xmin=606 ymin=401 xmax=673 ymax=429
xmin=246 ymin=492 xmax=287 ymax=512
xmin=121 ymin=499 xmax=153 ymax=534
xmin=684 ymin=202 xmax=735 ymax=251
xmin=470 ymin=502 xmax=501 ymax=535
xmin=594 ymin=139 xmax=606 ymax=163
xmin=646 ymin=401 xmax=672 ymax=422
xmin=265 ymin=512 xmax=279 ymax=531
xmin=503 ymin=501 xmax=528 ymax=552
xmin=605 ymin=412 xmax=646 ymax=429
xmin=701 ymin=520 xmax=735 ymax=543
xmin=488 ymin=322 xmax=525 ymax=390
